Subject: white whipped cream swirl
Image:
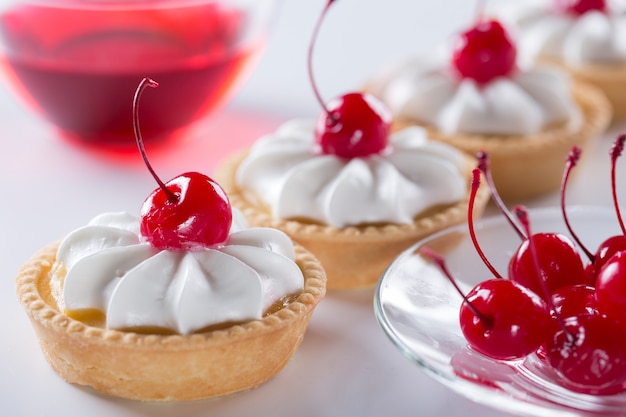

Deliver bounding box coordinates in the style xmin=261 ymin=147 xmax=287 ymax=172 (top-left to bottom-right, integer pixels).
xmin=56 ymin=210 xmax=304 ymax=335
xmin=235 ymin=120 xmax=467 ymax=228
xmin=495 ymin=0 xmax=626 ymax=65
xmin=368 ymin=57 xmax=580 ymax=136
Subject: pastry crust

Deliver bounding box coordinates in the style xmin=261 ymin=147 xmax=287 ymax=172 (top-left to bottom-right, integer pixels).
xmin=15 ymin=242 xmax=326 ymax=401
xmin=392 ymin=81 xmax=611 ymax=202
xmin=214 ymin=152 xmax=490 ymax=290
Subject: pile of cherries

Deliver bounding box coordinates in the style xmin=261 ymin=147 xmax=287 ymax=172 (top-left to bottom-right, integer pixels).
xmin=424 ymin=135 xmax=626 ymax=395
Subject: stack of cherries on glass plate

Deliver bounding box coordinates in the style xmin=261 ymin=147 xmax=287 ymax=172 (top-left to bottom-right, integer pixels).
xmin=422 ymin=134 xmax=626 ymax=396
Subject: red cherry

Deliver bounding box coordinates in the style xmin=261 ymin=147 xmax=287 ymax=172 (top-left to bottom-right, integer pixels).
xmin=308 ymin=1 xmax=391 ymax=159
xmin=460 ymin=279 xmax=551 ymax=361
xmin=315 ymin=93 xmax=391 ymax=158
xmin=594 ymin=235 xmax=626 ymax=276
xmin=546 ymin=314 xmax=626 ymax=395
xmin=554 ymin=0 xmax=607 ymax=16
xmin=508 ymin=233 xmax=588 ymax=300
xmin=451 ymin=19 xmax=517 ymax=85
xmin=140 ymin=172 xmax=232 ymax=250
xmin=133 ymin=78 xmax=232 ymax=250
xmin=421 ymin=248 xmax=551 ymax=361
xmin=595 ymin=251 xmax=626 ymax=328
xmin=551 ymin=284 xmax=598 ymax=318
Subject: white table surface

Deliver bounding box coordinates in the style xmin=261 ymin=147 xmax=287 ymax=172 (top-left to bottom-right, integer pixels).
xmin=2 ymin=1 xmax=626 ymax=416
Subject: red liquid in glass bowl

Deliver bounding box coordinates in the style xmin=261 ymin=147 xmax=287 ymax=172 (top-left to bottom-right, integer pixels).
xmin=0 ymin=2 xmax=268 ymax=147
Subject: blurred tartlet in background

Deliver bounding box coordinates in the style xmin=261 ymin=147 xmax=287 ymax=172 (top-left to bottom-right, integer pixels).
xmin=367 ymin=15 xmax=611 ymax=202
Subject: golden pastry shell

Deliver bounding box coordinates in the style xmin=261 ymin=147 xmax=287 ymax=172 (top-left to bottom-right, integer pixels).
xmin=15 ymin=241 xmax=326 ymax=401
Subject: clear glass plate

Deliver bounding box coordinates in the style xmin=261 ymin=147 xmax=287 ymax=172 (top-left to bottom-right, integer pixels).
xmin=374 ymin=205 xmax=626 ymax=417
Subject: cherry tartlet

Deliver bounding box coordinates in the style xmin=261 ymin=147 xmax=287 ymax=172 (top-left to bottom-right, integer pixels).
xmin=14 ymin=79 xmax=327 ymax=401
xmin=367 ymin=15 xmax=610 ymax=201
xmin=214 ymin=0 xmax=491 ymax=289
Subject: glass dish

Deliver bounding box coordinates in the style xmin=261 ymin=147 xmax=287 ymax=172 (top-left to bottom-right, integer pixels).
xmin=374 ymin=205 xmax=626 ymax=417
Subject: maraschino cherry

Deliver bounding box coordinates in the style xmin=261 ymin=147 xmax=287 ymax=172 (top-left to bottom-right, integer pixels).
xmin=551 ymin=284 xmax=598 ymax=318
xmin=134 ymin=78 xmax=232 ymax=250
xmin=309 ymin=0 xmax=392 ymax=158
xmin=554 ymin=0 xmax=607 ymax=16
xmin=422 ymin=247 xmax=551 ymax=361
xmin=596 ymin=251 xmax=626 ymax=328
xmin=451 ymin=18 xmax=517 ymax=85
xmin=508 ymin=224 xmax=588 ymax=301
xmin=546 ymin=313 xmax=626 ymax=394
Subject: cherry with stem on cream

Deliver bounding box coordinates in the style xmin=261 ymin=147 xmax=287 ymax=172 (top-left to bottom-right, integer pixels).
xmin=308 ymin=0 xmax=392 ymax=159
xmin=134 ymin=78 xmax=232 ymax=250
xmin=554 ymin=0 xmax=607 ymax=16
xmin=421 ymin=169 xmax=551 ymax=361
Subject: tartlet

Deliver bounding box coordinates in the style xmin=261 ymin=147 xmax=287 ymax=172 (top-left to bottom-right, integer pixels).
xmin=367 ymin=19 xmax=611 ymax=202
xmin=13 ymin=75 xmax=328 ymax=401
xmin=16 ymin=237 xmax=325 ymax=401
xmin=215 ymin=123 xmax=491 ymax=290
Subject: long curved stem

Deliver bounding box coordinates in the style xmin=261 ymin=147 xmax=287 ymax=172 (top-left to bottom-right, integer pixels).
xmin=610 ymin=135 xmax=626 ymax=235
xmin=560 ymin=146 xmax=593 ymax=261
xmin=133 ymin=78 xmax=177 ymax=203
xmin=469 ymin=168 xmax=503 ymax=279
xmin=307 ymin=0 xmax=335 ymax=120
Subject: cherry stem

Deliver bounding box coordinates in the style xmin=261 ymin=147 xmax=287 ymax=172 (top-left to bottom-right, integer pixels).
xmin=560 ymin=146 xmax=594 ymax=261
xmin=469 ymin=168 xmax=504 ymax=279
xmin=610 ymin=134 xmax=626 ymax=236
xmin=476 ymin=151 xmax=526 ymax=239
xmin=475 ymin=0 xmax=487 ymax=21
xmin=307 ymin=0 xmax=336 ymax=122
xmin=420 ymin=247 xmax=494 ymax=329
xmin=513 ymin=205 xmax=573 ymax=343
xmin=133 ymin=78 xmax=177 ymax=204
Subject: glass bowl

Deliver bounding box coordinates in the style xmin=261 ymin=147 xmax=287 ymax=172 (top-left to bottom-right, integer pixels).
xmin=374 ymin=205 xmax=626 ymax=417
xmin=0 ymin=0 xmax=278 ymax=148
